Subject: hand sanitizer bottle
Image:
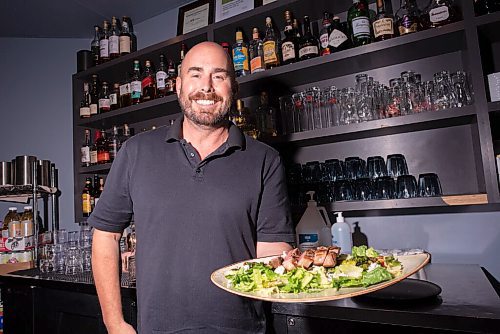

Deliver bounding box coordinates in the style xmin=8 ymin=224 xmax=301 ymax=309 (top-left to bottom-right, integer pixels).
xmin=331 ymin=212 xmax=352 ymax=253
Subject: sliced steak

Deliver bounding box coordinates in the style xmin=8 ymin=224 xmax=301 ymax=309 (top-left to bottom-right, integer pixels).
xmin=313 ymin=246 xmax=329 ymax=266
xmin=297 ymin=249 xmax=315 ymax=269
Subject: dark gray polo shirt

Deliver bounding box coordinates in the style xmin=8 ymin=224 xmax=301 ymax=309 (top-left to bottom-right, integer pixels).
xmin=88 ymin=116 xmax=295 ymax=334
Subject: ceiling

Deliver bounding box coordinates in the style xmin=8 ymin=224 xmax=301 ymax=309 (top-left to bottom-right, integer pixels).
xmin=0 ymin=0 xmax=193 ymax=38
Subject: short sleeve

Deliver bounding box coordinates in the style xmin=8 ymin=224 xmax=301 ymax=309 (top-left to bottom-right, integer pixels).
xmin=88 ymin=140 xmax=133 ymax=233
xmin=256 ymin=153 xmax=295 ymax=243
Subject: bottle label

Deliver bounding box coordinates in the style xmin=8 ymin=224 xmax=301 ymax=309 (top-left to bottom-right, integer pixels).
xmin=156 ymin=71 xmax=167 ymax=89
xmin=352 ymin=17 xmax=371 ymax=37
xmin=263 ymin=41 xmax=278 ymax=64
xmin=81 ymin=147 xmax=90 ymax=163
xmin=90 ymin=104 xmax=98 ymax=115
xmin=131 ymin=81 xmax=142 ymax=98
xmin=281 ymin=41 xmax=296 ymax=61
xmin=82 ymin=194 xmax=91 ymax=214
xmin=373 ymin=18 xmax=394 ymax=38
xmin=233 ymin=46 xmax=249 ymax=72
xmin=80 ymin=106 xmax=91 ymax=117
xmin=142 ymin=76 xmax=153 ymax=89
xmin=119 ymin=36 xmax=131 ymax=53
xmin=250 ymin=56 xmax=264 ymax=73
xmin=99 ymin=39 xmax=109 ymax=57
xmin=119 ymin=83 xmax=131 ymax=96
xmin=98 ymin=151 xmax=110 ymax=162
xmin=298 ymin=233 xmax=319 ymax=250
xmin=329 ymin=29 xmax=348 ymax=48
xmin=109 ymin=93 xmax=118 ymax=105
xmin=109 ymin=35 xmax=119 ymax=54
xmin=90 ymin=150 xmax=98 ymax=164
xmin=320 ymin=33 xmax=329 ymax=48
xmin=299 ymin=45 xmax=319 ymax=58
xmin=399 ymin=15 xmax=418 ymax=35
xmin=99 ymin=98 xmax=110 ymax=109
xmin=429 ymin=6 xmax=450 ymax=23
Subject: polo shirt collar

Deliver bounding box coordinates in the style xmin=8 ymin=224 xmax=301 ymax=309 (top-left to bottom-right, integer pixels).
xmin=165 ymin=115 xmax=244 ymax=150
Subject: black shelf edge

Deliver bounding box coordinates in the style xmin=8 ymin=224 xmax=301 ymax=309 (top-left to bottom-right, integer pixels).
xmin=76 ymin=95 xmax=179 ymax=129
xmin=267 ymin=105 xmax=476 ymax=147
xmin=73 ymin=28 xmax=209 ymax=79
xmin=474 ymin=11 xmax=500 ymax=27
xmin=235 ymin=21 xmax=465 ymax=96
xmin=78 ymin=163 xmax=112 ymax=174
xmin=488 ymin=101 xmax=500 ymax=112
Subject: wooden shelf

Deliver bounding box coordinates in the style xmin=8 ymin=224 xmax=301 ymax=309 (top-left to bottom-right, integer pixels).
xmin=267 ymin=105 xmax=476 ymax=147
xmin=79 ymin=163 xmax=112 ymax=174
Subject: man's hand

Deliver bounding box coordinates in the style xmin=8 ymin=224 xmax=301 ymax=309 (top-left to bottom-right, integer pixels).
xmin=256 ymin=241 xmax=293 ymax=258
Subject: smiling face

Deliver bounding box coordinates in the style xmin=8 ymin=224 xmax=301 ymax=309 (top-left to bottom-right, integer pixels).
xmin=176 ymin=42 xmax=236 ymax=128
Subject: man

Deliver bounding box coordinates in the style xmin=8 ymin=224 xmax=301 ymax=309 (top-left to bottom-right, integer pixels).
xmin=89 ymin=41 xmax=295 ymax=334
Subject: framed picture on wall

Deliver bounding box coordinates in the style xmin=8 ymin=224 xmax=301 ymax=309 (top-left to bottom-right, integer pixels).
xmin=177 ymin=0 xmax=215 ymax=36
xmin=215 ymin=0 xmax=254 ymax=23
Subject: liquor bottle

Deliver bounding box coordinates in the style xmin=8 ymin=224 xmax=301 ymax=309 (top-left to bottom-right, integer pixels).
xmin=373 ymin=0 xmax=395 ymax=41
xmin=233 ymin=99 xmax=259 ymax=139
xmin=142 ymin=60 xmax=156 ymax=102
xmin=255 ymin=91 xmax=278 ymax=139
xmin=156 ymin=54 xmax=168 ymax=98
xmin=90 ymin=130 xmax=100 ymax=165
xmin=119 ymin=19 xmax=131 ymax=56
xmin=91 ymin=25 xmax=101 ymax=66
xmin=122 ymin=124 xmax=132 ymax=142
xmin=474 ymin=0 xmax=500 ymax=15
xmin=120 ymin=73 xmax=132 ymax=107
xmin=232 ymin=29 xmax=250 ymax=77
xmin=263 ymin=17 xmax=281 ymax=69
xmin=108 ymin=125 xmax=122 ymax=161
xmin=109 ymin=16 xmax=121 ymax=59
xmin=298 ymin=16 xmax=320 ymax=60
xmin=110 ymin=83 xmax=120 ymax=110
xmin=177 ymin=42 xmax=187 ymax=76
xmin=293 ymin=18 xmax=302 ymax=40
xmin=166 ymin=59 xmax=177 ymax=95
xmin=122 ymin=16 xmax=137 ymax=52
xmin=97 ymin=130 xmax=110 ymax=164
xmin=281 ymin=11 xmax=298 ymax=65
xmin=81 ymin=129 xmax=92 ymax=167
xmin=79 ymin=82 xmax=91 ymax=118
xmin=249 ymin=28 xmax=265 ymax=73
xmin=396 ymin=0 xmax=422 ymax=35
xmin=422 ymin=0 xmax=458 ymax=28
xmin=94 ymin=177 xmax=104 ymax=207
xmin=131 ymin=60 xmax=142 ymax=104
xmin=90 ymin=74 xmax=99 ymax=116
xmin=99 ymin=20 xmax=110 ymax=63
xmin=319 ymin=12 xmax=333 ymax=56
xmin=348 ymin=0 xmax=372 ymax=46
xmin=329 ymin=17 xmax=351 ymax=52
xmin=82 ymin=177 xmax=93 ymax=217
xmin=220 ymin=42 xmax=231 ymax=57
xmin=98 ymin=81 xmax=111 ymax=113
xmin=92 ymin=174 xmax=100 ymax=211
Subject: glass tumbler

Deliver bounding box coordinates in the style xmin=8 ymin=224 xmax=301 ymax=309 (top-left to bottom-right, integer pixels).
xmin=334 ymin=180 xmax=353 ymax=201
xmin=345 ymin=157 xmax=367 ymax=180
xmin=418 ymin=173 xmax=443 ymax=197
xmin=367 ymin=156 xmax=387 ymax=179
xmin=397 ymin=175 xmax=418 ymax=199
xmin=387 ymin=154 xmax=409 ymax=177
xmin=374 ymin=176 xmax=396 ymax=199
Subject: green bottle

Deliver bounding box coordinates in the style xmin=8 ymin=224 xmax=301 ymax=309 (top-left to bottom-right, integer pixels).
xmin=348 ymin=0 xmax=372 ymax=47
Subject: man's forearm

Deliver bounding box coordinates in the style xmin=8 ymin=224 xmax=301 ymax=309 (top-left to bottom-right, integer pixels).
xmin=92 ymin=229 xmax=126 ymax=330
xmin=256 ymin=241 xmax=293 ymax=258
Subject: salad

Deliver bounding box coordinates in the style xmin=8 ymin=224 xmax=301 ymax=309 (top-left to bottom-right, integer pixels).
xmin=225 ymin=246 xmax=402 ymax=295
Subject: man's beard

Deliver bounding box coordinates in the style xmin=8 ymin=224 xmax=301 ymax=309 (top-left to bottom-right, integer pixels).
xmin=178 ymin=90 xmax=232 ymax=127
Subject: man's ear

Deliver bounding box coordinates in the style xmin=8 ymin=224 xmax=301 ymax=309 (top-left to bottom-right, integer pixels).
xmin=176 ymin=76 xmax=182 ymax=96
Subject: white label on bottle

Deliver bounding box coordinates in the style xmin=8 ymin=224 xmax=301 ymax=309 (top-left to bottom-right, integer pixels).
xmin=329 ymin=29 xmax=348 ymax=48
xmin=298 ymin=233 xmax=319 ymax=251
xmin=281 ymin=41 xmax=296 ymax=61
xmin=298 ymin=45 xmax=319 ymax=58
xmin=119 ymin=83 xmax=131 ymax=96
xmin=109 ymin=93 xmax=118 ymax=105
xmin=352 ymin=17 xmax=371 ymax=37
xmin=373 ymin=18 xmax=394 ymax=38
xmin=90 ymin=104 xmax=98 ymax=115
xmin=429 ymin=6 xmax=450 ymax=23
xmin=99 ymin=98 xmax=110 ymax=109
xmin=320 ymin=33 xmax=329 ymax=48
xmin=99 ymin=39 xmax=109 ymax=57
xmin=156 ymin=71 xmax=167 ymax=89
xmin=90 ymin=150 xmax=98 ymax=164
xmin=80 ymin=106 xmax=90 ymax=117
xmin=81 ymin=147 xmax=90 ymax=163
xmin=109 ymin=35 xmax=119 ymax=54
xmin=119 ymin=36 xmax=131 ymax=53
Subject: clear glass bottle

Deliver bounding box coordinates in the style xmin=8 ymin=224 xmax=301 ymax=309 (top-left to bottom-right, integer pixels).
xmin=249 ymin=28 xmax=265 ymax=73
xmin=232 ymin=28 xmax=250 ymax=77
xmin=263 ymin=17 xmax=281 ymax=69
xmin=99 ymin=20 xmax=110 ymax=63
xmin=348 ymin=0 xmax=372 ymax=46
xmin=256 ymin=91 xmax=278 ymax=139
xmin=298 ymin=16 xmax=320 ymax=60
xmin=20 ymin=206 xmax=34 ymax=237
xmin=108 ymin=125 xmax=122 ymax=162
xmin=91 ymin=25 xmax=101 ymax=66
xmin=281 ymin=11 xmax=298 ymax=65
xmin=98 ymin=81 xmax=111 ymax=113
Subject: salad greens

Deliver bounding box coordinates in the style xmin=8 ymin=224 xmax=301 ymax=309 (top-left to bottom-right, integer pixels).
xmin=225 ymin=246 xmax=403 ymax=294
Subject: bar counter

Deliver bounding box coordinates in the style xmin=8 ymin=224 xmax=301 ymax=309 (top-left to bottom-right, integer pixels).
xmin=0 ymin=263 xmax=498 ymax=333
